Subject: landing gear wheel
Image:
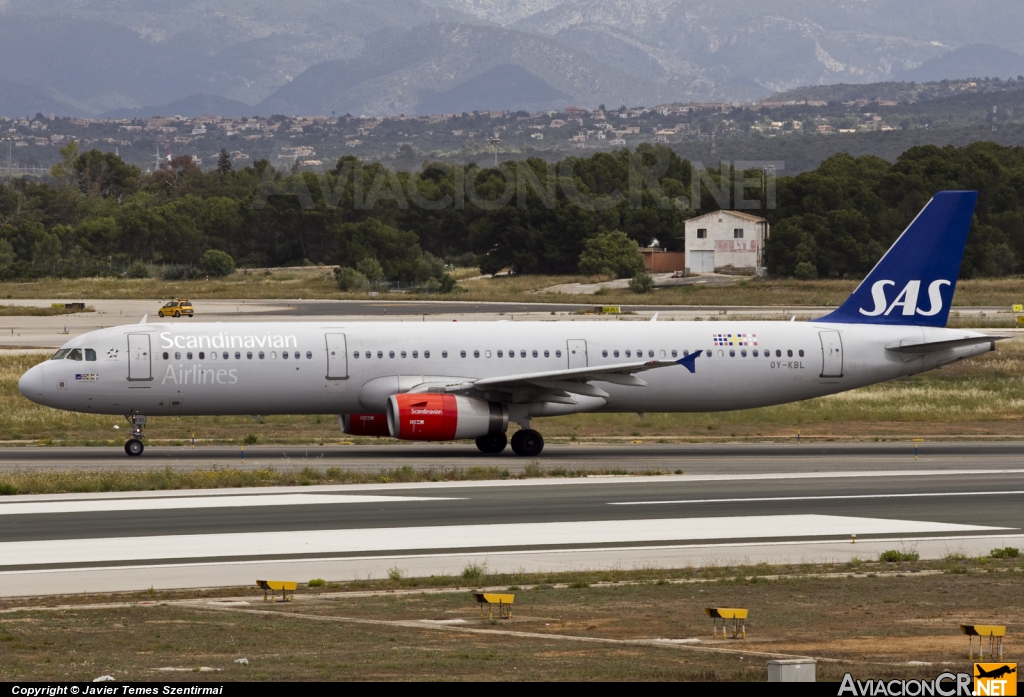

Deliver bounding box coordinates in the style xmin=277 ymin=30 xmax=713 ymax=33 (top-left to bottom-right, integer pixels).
xmin=475 ymin=432 xmax=507 ymax=454
xmin=511 ymin=429 xmax=544 ymax=457
xmin=125 ymin=438 xmax=144 ymax=456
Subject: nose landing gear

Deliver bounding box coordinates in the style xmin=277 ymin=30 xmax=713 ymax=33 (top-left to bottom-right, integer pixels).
xmin=124 ymin=413 xmax=146 ymax=456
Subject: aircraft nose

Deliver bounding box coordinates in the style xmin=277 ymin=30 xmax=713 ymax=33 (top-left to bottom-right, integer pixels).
xmin=18 ymin=365 xmax=45 ymax=403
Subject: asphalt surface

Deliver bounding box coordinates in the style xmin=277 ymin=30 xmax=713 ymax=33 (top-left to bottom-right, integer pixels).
xmin=2 ymin=441 xmax=1021 ymax=472
xmin=2 ymin=442 xmax=1022 ymax=595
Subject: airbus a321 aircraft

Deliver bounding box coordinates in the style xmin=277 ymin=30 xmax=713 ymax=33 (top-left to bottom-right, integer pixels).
xmin=19 ymin=191 xmax=1007 ymax=457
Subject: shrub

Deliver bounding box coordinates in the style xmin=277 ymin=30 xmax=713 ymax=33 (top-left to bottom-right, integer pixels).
xmin=200 ymin=249 xmax=235 ymax=277
xmin=161 ymin=264 xmax=189 ymax=280
xmin=461 ymin=562 xmax=486 ymax=581
xmin=879 ymin=550 xmax=919 ymax=562
xmin=124 ymin=261 xmax=150 ymax=279
xmin=0 ymin=482 xmax=19 ymax=496
xmin=990 ymin=547 xmax=1020 ymax=558
xmin=243 ymin=434 xmax=258 ymax=445
xmin=308 ymin=578 xmax=325 ymax=587
xmin=437 ymin=273 xmax=459 ymax=293
xmin=793 ymin=261 xmax=818 ymax=280
xmin=628 ymin=272 xmax=654 ymax=293
xmin=334 ymin=267 xmax=365 ymax=291
xmin=387 ymin=566 xmax=404 ymax=582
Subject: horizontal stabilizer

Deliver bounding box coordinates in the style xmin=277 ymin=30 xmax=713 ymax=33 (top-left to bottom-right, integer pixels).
xmin=885 ymin=335 xmax=1009 ymax=354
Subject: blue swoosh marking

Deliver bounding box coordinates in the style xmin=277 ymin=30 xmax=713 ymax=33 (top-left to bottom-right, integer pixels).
xmin=676 ymin=351 xmax=702 ymax=374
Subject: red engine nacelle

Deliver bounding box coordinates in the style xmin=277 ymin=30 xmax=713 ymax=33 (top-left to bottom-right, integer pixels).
xmin=340 ymin=413 xmax=391 ymax=437
xmin=386 ymin=394 xmax=507 ymax=441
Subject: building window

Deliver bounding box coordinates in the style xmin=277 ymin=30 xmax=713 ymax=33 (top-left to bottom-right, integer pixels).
xmin=734 ymin=228 xmax=744 ymax=239
xmin=697 ymin=228 xmax=707 ymax=239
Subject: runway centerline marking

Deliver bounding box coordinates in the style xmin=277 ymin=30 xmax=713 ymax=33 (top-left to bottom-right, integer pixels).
xmin=611 ymin=491 xmax=1024 ymax=506
xmin=0 ymin=494 xmax=463 ymax=516
xmin=0 ymin=515 xmax=1003 ymax=567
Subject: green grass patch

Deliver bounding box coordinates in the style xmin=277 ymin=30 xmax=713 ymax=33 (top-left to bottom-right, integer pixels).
xmin=879 ymin=550 xmax=920 ymax=562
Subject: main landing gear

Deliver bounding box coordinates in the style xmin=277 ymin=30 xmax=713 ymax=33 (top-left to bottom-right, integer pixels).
xmin=124 ymin=413 xmax=146 ymax=457
xmin=475 ymin=429 xmax=545 ymax=456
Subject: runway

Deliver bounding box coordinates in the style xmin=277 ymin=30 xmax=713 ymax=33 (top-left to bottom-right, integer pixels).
xmin=1 ymin=444 xmax=1022 ymax=596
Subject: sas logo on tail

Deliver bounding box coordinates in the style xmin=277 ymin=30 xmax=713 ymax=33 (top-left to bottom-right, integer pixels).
xmin=859 ymin=279 xmax=951 ymax=317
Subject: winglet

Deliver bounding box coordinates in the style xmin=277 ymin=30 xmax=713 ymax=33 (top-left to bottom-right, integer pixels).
xmin=140 ymin=314 xmax=147 ymax=324
xmin=677 ymin=350 xmax=702 ymax=373
xmin=650 ymin=312 xmax=658 ymax=322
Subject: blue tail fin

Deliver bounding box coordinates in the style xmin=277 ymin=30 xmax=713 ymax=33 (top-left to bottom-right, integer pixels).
xmin=816 ymin=190 xmax=977 ymax=327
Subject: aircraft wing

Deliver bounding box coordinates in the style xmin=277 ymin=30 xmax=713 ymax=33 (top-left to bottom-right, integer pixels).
xmin=406 ymin=355 xmax=698 ymax=404
xmin=885 ymin=335 xmax=1011 ymax=354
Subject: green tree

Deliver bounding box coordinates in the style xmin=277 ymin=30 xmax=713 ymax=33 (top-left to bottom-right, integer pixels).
xmin=217 ymin=149 xmax=232 ymax=174
xmin=355 ymin=257 xmax=384 ymax=283
xmin=578 ymin=230 xmax=645 ymax=278
xmin=334 ymin=266 xmax=365 ymax=291
xmin=200 ymin=249 xmax=235 ymax=277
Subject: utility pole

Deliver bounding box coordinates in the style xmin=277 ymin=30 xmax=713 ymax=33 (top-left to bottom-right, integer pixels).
xmin=1 ymin=135 xmax=12 ymax=184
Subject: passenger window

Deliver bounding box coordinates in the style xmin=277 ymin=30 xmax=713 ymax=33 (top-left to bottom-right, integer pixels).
xmin=412 ymin=351 xmax=419 ymax=358
xmin=718 ymin=350 xmax=725 ymax=357
xmin=625 ymin=350 xmax=631 ymax=357
xmin=671 ymin=350 xmax=677 ymax=358
xmin=258 ymin=352 xmax=264 ymax=359
xmin=753 ymin=349 xmax=758 ymax=357
xmin=306 ymin=351 xmax=312 ymax=359
xmin=389 ymin=351 xmax=395 ymax=358
xmin=283 ymin=352 xmax=288 ymax=359
xmin=555 ymin=350 xmax=561 ymax=357
xmin=614 ymin=350 xmax=620 ymax=358
xmin=474 ymin=350 xmax=480 ymax=358
xmin=485 ymin=350 xmax=492 ymax=358
xmin=162 ymin=352 xmax=169 ymax=360
xmin=270 ymin=351 xmax=277 ymax=360
xmin=683 ymin=350 xmax=690 ymax=356
xmin=223 ymin=352 xmax=229 ymax=360
xmin=247 ymin=352 xmax=253 ymax=359
xmin=199 ymin=352 xmax=205 ymax=360
xmin=497 ymin=350 xmax=503 ymax=358
xmin=787 ymin=350 xmax=793 ymax=357
xmin=660 ymin=350 xmax=666 ymax=358
xmin=210 ymin=352 xmax=217 ymax=360
xmin=798 ymin=349 xmax=804 ymax=357
xmin=741 ymin=349 xmax=747 ymax=357
xmin=401 ymin=351 xmax=407 ymax=358
xmin=425 ymin=350 xmax=431 ymax=358
xmin=649 ymin=350 xmax=655 ymax=358
xmin=441 ymin=350 xmax=447 ymax=358
xmin=532 ymin=350 xmax=538 ymax=357
xmin=175 ymin=352 xmax=181 ymax=360
xmin=187 ymin=352 xmax=193 ymax=360
xmin=85 ymin=349 xmax=96 ymax=361
xmin=50 ymin=349 xmax=70 ymax=360
xmin=544 ymin=350 xmax=549 ymax=357
xmin=729 ymin=349 xmax=735 ymax=357
xmin=520 ymin=350 xmax=526 ymax=358
xmin=776 ymin=350 xmax=782 ymax=357
xmin=602 ymin=350 xmax=608 ymax=357
xmin=460 ymin=350 xmax=466 ymax=358
xmin=354 ymin=351 xmax=360 ymax=358
xmin=377 ymin=351 xmax=383 ymax=358
xmin=67 ymin=349 xmax=83 ymax=361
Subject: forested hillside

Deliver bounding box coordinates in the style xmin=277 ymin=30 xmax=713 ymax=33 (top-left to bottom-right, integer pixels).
xmin=1 ymin=142 xmax=1022 ymax=282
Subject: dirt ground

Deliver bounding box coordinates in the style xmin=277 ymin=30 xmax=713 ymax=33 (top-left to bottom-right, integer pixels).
xmin=2 ymin=560 xmax=1021 ymax=682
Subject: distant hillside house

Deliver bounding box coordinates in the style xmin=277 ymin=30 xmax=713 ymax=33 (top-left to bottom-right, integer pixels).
xmin=684 ymin=210 xmax=769 ymax=275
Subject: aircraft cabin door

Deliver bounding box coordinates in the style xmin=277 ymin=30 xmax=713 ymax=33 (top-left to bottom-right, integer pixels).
xmin=567 ymin=340 xmax=588 ymax=369
xmin=325 ymin=333 xmax=348 ymax=379
xmin=819 ymin=331 xmax=844 ymax=378
xmin=127 ymin=334 xmax=152 ymax=381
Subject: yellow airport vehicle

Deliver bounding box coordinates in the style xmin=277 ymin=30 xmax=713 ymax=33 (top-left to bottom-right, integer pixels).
xmin=257 ymin=579 xmax=297 ymax=602
xmin=158 ymin=299 xmax=194 ymax=318
xmin=961 ymin=624 xmax=1006 ymax=659
xmin=706 ymin=607 xmax=748 ymax=638
xmin=473 ymin=592 xmax=514 ymax=619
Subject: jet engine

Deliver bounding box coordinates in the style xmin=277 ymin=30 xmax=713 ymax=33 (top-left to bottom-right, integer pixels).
xmin=339 ymin=413 xmax=391 ymax=437
xmin=386 ymin=394 xmax=507 ymax=441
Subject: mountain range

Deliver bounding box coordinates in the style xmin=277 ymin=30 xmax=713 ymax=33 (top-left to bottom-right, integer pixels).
xmin=1 ymin=0 xmax=1024 ymax=118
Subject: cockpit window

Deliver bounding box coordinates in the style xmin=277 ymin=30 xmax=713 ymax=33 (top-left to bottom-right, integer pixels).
xmin=66 ymin=349 xmax=84 ymax=361
xmin=85 ymin=349 xmax=96 ymax=361
xmin=50 ymin=349 xmax=70 ymax=360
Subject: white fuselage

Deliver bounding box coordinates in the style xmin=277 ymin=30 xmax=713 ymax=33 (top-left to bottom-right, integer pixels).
xmin=18 ymin=320 xmax=992 ymax=418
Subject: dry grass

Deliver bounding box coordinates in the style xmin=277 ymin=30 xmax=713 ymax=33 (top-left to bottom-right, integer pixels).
xmin=1 ymin=339 xmax=1022 ymax=447
xmin=2 ymin=273 xmax=1022 ymax=307
xmin=2 ymin=558 xmax=1021 ymax=681
xmin=0 ymin=305 xmax=94 ymax=316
